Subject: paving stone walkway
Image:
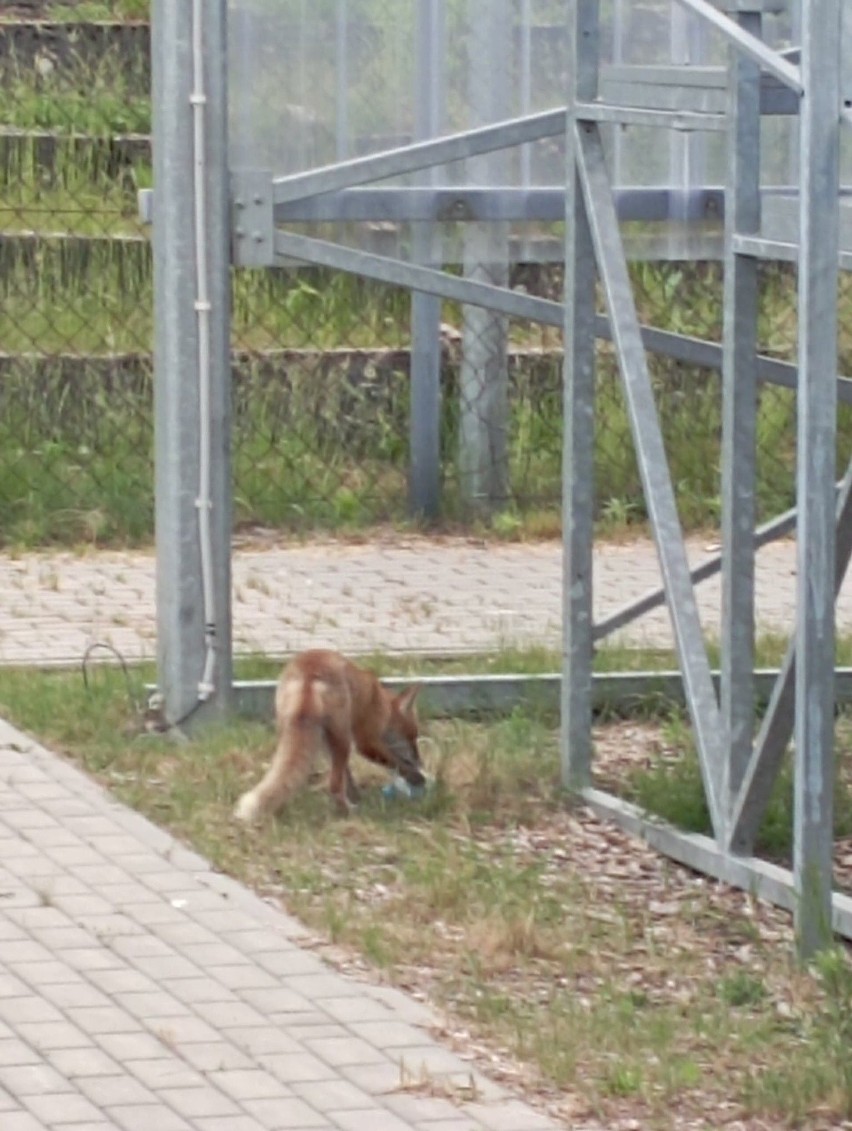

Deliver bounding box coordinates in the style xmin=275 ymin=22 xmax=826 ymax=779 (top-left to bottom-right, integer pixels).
xmin=0 ymin=715 xmax=567 ymax=1131
xmin=1 ymin=534 xmax=847 ymax=667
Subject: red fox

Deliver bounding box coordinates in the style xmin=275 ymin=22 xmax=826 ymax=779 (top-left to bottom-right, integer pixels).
xmin=234 ymin=649 xmax=424 ymax=821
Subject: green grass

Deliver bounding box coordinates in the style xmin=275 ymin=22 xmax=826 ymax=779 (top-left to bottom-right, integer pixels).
xmin=0 ymin=80 xmax=149 ymax=135
xmin=40 ymin=1 xmax=150 ymax=18
xmin=616 ymin=703 xmax=852 ymax=862
xmin=1 ymin=660 xmax=852 ymax=1127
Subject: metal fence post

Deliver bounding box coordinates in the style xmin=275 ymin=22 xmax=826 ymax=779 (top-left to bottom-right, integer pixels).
xmin=562 ymin=0 xmax=599 ymax=789
xmin=458 ymin=0 xmax=511 ymax=512
xmin=720 ymin=6 xmax=761 ymax=849
xmin=794 ymin=0 xmax=841 ymax=957
xmin=152 ymin=0 xmax=233 ymax=729
xmin=409 ymin=0 xmax=445 ymax=520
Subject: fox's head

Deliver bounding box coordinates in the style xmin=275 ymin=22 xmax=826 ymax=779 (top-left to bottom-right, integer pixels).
xmin=384 ymin=685 xmax=425 ymax=786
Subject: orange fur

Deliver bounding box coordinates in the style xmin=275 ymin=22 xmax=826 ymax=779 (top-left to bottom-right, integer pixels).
xmin=234 ymin=649 xmax=423 ymax=821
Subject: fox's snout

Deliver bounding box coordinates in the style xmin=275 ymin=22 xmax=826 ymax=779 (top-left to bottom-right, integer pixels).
xmin=385 ymin=729 xmax=425 ymax=786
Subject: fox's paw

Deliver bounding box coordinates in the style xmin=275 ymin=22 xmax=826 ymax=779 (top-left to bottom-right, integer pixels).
xmin=332 ymin=792 xmax=356 ymax=817
xmin=234 ymin=790 xmax=263 ymax=823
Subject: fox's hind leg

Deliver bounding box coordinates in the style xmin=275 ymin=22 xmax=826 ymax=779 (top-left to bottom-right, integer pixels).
xmin=325 ymin=723 xmax=356 ymax=815
xmin=234 ymin=724 xmax=315 ymax=821
xmin=344 ymin=767 xmax=360 ymax=805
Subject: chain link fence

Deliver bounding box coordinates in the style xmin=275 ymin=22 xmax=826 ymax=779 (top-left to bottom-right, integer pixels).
xmin=0 ymin=1 xmax=845 ymax=553
xmin=0 ymin=5 xmax=151 ymax=545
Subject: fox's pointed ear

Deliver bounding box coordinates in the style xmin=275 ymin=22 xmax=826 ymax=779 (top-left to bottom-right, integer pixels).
xmin=395 ymin=684 xmax=422 ymax=717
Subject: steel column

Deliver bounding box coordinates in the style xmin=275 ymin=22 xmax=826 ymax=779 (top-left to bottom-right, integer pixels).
xmin=561 ymin=0 xmax=599 ymax=790
xmin=793 ymin=0 xmax=842 ymax=957
xmin=459 ymin=0 xmax=511 ymax=511
xmin=720 ymin=8 xmax=761 ymax=844
xmin=409 ymin=0 xmax=445 ymax=520
xmin=152 ymin=0 xmax=232 ymax=728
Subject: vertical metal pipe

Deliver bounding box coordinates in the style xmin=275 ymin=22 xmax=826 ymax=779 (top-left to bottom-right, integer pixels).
xmin=794 ymin=0 xmax=841 ymax=957
xmin=410 ymin=0 xmax=445 ymax=520
xmin=459 ymin=0 xmax=511 ymax=512
xmin=561 ymin=0 xmax=599 ymax=789
xmin=336 ymin=1 xmax=350 ymax=161
xmin=519 ymin=0 xmax=532 ymax=188
xmin=720 ymin=8 xmax=760 ymax=851
xmin=152 ymin=0 xmax=232 ymax=729
xmin=611 ymin=0 xmax=624 ymax=186
xmin=669 ymin=2 xmax=690 ymax=221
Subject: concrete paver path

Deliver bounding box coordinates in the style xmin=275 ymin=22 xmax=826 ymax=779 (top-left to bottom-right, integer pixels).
xmin=0 ymin=534 xmax=845 ymax=667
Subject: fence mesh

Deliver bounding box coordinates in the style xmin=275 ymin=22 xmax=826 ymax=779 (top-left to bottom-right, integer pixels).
xmin=0 ymin=7 xmax=151 ymax=546
xmin=0 ymin=1 xmax=844 ymax=555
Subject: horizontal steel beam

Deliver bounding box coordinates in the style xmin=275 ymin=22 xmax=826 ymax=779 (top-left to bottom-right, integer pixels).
xmin=583 ymin=788 xmax=852 ymax=940
xmin=275 ymin=186 xmax=726 ymax=224
xmin=230 ymin=668 xmax=852 ymax=722
xmin=733 ymin=232 xmax=852 ymax=271
xmin=600 ymin=64 xmax=799 ymax=116
xmin=674 ymin=0 xmax=803 ymax=94
xmin=575 ymin=101 xmax=725 ymax=131
xmin=273 ymin=108 xmax=565 ymax=204
xmin=274 ymin=231 xmax=564 ymax=323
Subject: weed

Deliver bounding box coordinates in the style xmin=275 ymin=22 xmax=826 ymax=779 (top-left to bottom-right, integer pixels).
xmin=718 ymin=970 xmax=768 ymax=1008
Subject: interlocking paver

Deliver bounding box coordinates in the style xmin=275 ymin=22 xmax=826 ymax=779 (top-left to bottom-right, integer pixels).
xmin=76 ymin=1075 xmax=159 ymax=1108
xmin=22 ymin=1088 xmax=104 ymax=1125
xmin=349 ymin=1021 xmax=432 ymax=1050
xmin=248 ymin=1052 xmax=333 ymax=1085
xmin=194 ymin=1118 xmax=268 ymax=1131
xmin=191 ymin=1002 xmax=271 ymax=1030
xmin=154 ymin=1087 xmax=242 ymax=1119
xmin=203 ymin=1070 xmax=288 ymax=1104
xmin=239 ymin=1095 xmax=330 ymax=1130
xmin=0 ymin=1062 xmax=69 ymax=1095
xmin=45 ymin=1047 xmax=121 ymax=1079
xmin=178 ymin=1043 xmax=256 ymax=1074
xmin=0 ymin=1039 xmax=42 ymax=1067
xmin=106 ymin=1103 xmax=194 ymax=1131
xmin=305 ymin=1036 xmax=391 ymax=1068
xmin=382 ymin=1093 xmax=470 ymax=1124
xmin=122 ymin=1059 xmax=207 ymax=1091
xmin=0 ymin=1111 xmax=47 ymax=1131
xmin=93 ymin=1032 xmax=172 ymax=1063
xmin=328 ymin=1108 xmax=414 ymax=1131
xmin=291 ymin=1079 xmax=374 ymax=1113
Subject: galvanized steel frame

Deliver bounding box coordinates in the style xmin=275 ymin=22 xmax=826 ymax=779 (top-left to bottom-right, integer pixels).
xmin=562 ymin=0 xmax=846 ymax=957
